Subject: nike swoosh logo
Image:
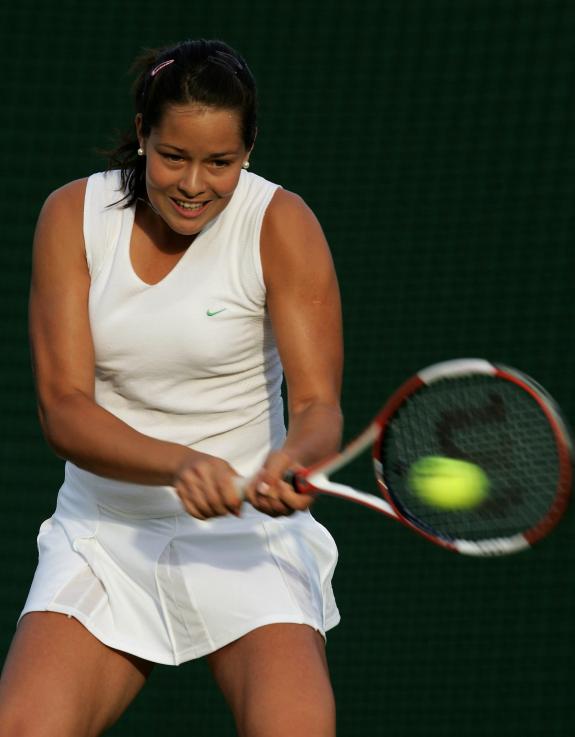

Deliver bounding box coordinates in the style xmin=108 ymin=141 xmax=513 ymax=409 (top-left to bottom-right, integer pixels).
xmin=206 ymin=308 xmax=227 ymax=317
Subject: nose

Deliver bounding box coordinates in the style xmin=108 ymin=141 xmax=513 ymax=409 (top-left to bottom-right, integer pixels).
xmin=178 ymin=163 xmax=206 ymax=198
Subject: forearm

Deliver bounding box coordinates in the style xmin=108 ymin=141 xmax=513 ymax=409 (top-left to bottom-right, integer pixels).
xmin=282 ymin=401 xmax=343 ymax=467
xmin=39 ymin=391 xmax=196 ymax=485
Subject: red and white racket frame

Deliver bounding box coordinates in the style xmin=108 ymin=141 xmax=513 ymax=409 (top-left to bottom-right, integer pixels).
xmin=292 ymin=359 xmax=573 ymax=556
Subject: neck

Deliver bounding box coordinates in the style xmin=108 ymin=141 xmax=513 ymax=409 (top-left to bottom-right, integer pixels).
xmin=136 ymin=200 xmax=197 ymax=253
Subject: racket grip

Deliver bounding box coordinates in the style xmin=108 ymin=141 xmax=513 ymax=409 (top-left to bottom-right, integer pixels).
xmin=232 ymin=471 xmax=301 ymax=501
xmin=233 ymin=476 xmax=247 ymax=501
xmin=283 ymin=469 xmax=297 ymax=487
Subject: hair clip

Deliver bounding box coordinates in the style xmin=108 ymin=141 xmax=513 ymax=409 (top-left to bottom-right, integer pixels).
xmin=150 ymin=59 xmax=175 ymax=77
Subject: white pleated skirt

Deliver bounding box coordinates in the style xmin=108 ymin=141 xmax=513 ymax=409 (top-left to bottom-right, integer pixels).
xmin=20 ymin=465 xmax=340 ymax=665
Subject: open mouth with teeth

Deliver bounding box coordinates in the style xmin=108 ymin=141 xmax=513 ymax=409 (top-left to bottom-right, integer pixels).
xmin=174 ymin=200 xmax=208 ymax=210
xmin=170 ymin=197 xmax=210 ymax=217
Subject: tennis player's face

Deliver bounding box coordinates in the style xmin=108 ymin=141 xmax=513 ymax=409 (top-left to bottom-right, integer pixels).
xmin=137 ymin=104 xmax=248 ymax=237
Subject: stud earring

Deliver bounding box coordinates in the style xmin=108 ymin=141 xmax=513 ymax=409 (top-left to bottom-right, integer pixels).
xmin=242 ymin=160 xmax=250 ymax=170
xmin=137 ymin=147 xmax=145 ymax=156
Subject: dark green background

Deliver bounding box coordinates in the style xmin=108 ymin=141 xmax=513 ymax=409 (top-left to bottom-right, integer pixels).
xmin=1 ymin=1 xmax=574 ymax=735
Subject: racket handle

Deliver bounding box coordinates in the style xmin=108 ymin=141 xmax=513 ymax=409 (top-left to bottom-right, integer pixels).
xmin=283 ymin=469 xmax=297 ymax=487
xmin=232 ymin=471 xmax=302 ymax=501
xmin=233 ymin=476 xmax=247 ymax=501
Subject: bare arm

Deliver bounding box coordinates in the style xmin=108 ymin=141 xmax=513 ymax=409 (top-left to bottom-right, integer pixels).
xmin=245 ymin=189 xmax=344 ymax=514
xmin=30 ymin=181 xmax=239 ymax=517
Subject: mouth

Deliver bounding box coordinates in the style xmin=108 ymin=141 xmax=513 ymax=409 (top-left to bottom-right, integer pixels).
xmin=170 ymin=197 xmax=211 ymax=218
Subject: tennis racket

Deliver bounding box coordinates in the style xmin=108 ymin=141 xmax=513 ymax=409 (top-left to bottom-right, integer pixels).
xmin=244 ymin=359 xmax=573 ymax=556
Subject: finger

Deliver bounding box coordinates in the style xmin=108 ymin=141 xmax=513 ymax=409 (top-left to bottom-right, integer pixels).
xmin=206 ymin=469 xmax=245 ymax=517
xmin=176 ymin=469 xmax=219 ymax=518
xmin=185 ymin=465 xmax=234 ymax=518
xmin=218 ymin=476 xmax=242 ymax=516
xmin=199 ymin=481 xmax=233 ymax=517
xmin=173 ymin=482 xmax=209 ymax=520
xmin=240 ymin=479 xmax=280 ymax=516
xmin=176 ymin=468 xmax=226 ymax=519
xmin=248 ymin=451 xmax=296 ymax=494
xmin=244 ymin=471 xmax=305 ymax=515
xmin=257 ymin=480 xmax=300 ymax=516
xmin=199 ymin=463 xmax=244 ymax=517
xmin=276 ymin=480 xmax=315 ymax=511
xmin=251 ymin=494 xmax=295 ymax=517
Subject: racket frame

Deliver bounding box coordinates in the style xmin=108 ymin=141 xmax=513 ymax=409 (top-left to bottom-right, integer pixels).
xmin=294 ymin=359 xmax=573 ymax=556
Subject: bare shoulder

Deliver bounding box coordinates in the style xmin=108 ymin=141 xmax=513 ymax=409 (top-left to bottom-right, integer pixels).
xmin=32 ymin=177 xmax=91 ymax=275
xmin=261 ymin=188 xmax=333 ymax=287
xmin=265 ymin=187 xmax=311 ymax=215
xmin=34 ymin=178 xmax=89 ymax=249
xmin=39 ymin=177 xmax=88 ymax=222
xmin=262 ymin=188 xmax=324 ymax=241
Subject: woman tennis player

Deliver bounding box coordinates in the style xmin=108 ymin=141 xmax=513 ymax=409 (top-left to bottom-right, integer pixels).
xmin=0 ymin=39 xmax=342 ymax=736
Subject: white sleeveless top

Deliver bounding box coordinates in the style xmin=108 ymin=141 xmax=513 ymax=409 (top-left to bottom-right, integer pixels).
xmin=67 ymin=169 xmax=286 ymax=514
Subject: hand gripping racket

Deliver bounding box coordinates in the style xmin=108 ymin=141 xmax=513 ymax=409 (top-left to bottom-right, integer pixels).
xmin=250 ymin=359 xmax=573 ymax=556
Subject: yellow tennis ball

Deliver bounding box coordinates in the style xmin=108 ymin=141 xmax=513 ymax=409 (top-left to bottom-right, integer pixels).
xmin=407 ymin=456 xmax=489 ymax=510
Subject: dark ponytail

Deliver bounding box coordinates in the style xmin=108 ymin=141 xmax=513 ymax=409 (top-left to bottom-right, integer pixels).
xmin=106 ymin=39 xmax=258 ymax=207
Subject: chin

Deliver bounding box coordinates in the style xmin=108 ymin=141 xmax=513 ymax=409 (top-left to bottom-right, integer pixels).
xmin=155 ymin=205 xmax=204 ymax=235
xmin=168 ymin=220 xmax=204 ymax=238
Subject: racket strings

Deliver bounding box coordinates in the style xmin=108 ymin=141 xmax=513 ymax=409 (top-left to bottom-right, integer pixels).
xmin=379 ymin=376 xmax=561 ymax=541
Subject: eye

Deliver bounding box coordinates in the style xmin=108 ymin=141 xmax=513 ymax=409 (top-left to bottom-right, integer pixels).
xmin=161 ymin=152 xmax=184 ymax=162
xmin=211 ymin=159 xmax=232 ymax=168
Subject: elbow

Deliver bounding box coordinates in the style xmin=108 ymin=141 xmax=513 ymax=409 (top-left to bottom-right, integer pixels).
xmin=37 ymin=404 xmax=68 ymax=459
xmin=35 ymin=390 xmax=89 ymax=460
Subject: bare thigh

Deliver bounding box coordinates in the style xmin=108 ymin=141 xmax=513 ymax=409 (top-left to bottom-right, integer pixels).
xmin=207 ymin=623 xmax=336 ymax=737
xmin=0 ymin=612 xmax=153 ymax=737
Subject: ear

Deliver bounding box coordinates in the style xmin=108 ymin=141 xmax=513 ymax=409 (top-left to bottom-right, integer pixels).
xmin=244 ymin=131 xmax=257 ymax=166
